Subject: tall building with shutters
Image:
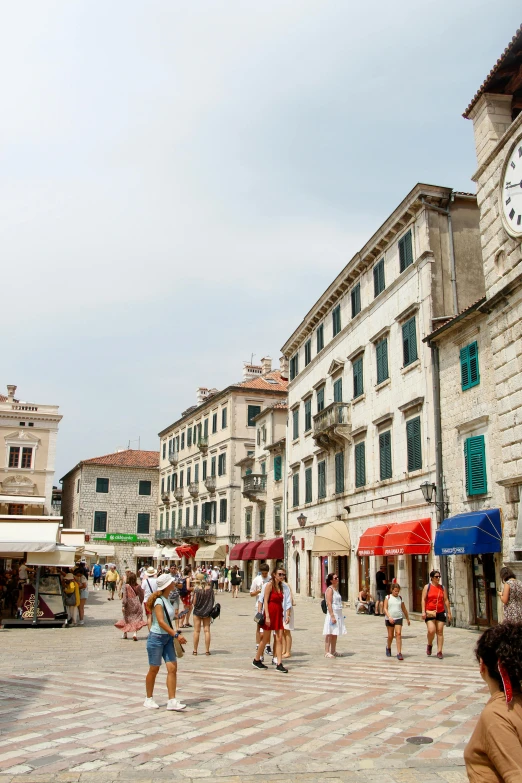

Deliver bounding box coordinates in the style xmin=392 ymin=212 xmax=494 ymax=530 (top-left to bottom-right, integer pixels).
xmin=156 ymin=358 xmax=287 ymax=567
xmin=281 ymin=183 xmax=484 ymax=612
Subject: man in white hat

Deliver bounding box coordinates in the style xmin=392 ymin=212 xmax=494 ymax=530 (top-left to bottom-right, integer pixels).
xmin=142 ymin=566 xmax=158 ymax=631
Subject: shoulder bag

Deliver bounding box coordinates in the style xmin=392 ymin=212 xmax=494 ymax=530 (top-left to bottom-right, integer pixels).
xmin=159 ymin=597 xmax=184 ymax=658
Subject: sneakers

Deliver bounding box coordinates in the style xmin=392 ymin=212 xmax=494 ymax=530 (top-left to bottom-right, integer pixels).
xmin=78 ymin=621 xmax=84 ymax=626
xmin=397 ymin=653 xmax=404 ymax=661
xmin=272 ymin=657 xmax=278 ymax=665
xmin=143 ymin=697 xmax=159 ymax=709
xmin=167 ymin=698 xmax=186 ymax=711
xmin=265 ymin=645 xmax=272 ymax=655
xmin=437 ymin=651 xmax=443 ymax=659
xmin=385 ymin=647 xmax=392 ymax=657
xmin=275 ymin=663 xmax=288 ymax=673
xmin=252 ymin=659 xmax=268 ymax=670
xmin=426 ymin=644 xmax=433 ymax=656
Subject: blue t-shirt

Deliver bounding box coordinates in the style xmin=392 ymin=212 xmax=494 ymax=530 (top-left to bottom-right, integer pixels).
xmin=92 ymin=564 xmax=102 ymax=577
xmin=150 ymin=597 xmax=175 ymax=635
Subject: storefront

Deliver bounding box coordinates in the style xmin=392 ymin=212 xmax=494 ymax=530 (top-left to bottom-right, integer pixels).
xmin=195 ymin=543 xmax=226 ymax=564
xmin=382 ymin=519 xmax=431 ymax=612
xmin=357 ymin=524 xmax=390 ymax=591
xmin=312 ymin=521 xmax=351 ymax=601
xmin=435 ymin=509 xmax=502 ymax=627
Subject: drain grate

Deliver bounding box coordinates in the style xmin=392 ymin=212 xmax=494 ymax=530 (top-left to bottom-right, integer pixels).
xmin=406 ymin=736 xmax=433 ymax=745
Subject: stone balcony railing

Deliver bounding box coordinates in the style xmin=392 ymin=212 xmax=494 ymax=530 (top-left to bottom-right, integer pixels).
xmin=179 ymin=525 xmax=215 ymax=539
xmin=188 ymin=482 xmax=199 ymax=498
xmin=242 ymin=474 xmax=267 ymax=500
xmin=173 ymin=488 xmax=184 ymax=503
xmin=204 ymin=476 xmax=216 ymax=494
xmin=197 ymin=436 xmax=209 ymax=455
xmin=313 ymin=402 xmax=351 ymax=449
xmin=169 ymin=451 xmax=179 ymax=466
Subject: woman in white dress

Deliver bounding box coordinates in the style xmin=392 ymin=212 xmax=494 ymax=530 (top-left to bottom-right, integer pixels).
xmin=323 ymin=573 xmax=346 ymax=658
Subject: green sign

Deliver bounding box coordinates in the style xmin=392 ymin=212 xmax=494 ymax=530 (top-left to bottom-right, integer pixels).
xmin=92 ymin=534 xmax=149 ymax=544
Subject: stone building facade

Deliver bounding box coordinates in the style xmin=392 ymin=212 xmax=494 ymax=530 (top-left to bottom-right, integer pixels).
xmin=464 ymin=27 xmax=522 ymax=573
xmin=61 ymin=449 xmax=159 ymax=574
xmin=157 ymin=358 xmax=287 ymax=566
xmin=281 ymin=184 xmax=484 ymax=611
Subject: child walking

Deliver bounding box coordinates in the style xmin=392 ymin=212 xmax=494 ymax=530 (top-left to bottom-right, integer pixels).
xmin=384 ymin=583 xmax=410 ymax=660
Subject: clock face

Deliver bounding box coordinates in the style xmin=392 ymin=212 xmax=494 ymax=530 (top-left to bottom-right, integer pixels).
xmin=500 ymin=136 xmax=522 ymax=239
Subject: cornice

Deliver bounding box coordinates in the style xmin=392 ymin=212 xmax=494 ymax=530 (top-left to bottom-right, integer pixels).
xmin=471 ymin=111 xmax=522 ymax=183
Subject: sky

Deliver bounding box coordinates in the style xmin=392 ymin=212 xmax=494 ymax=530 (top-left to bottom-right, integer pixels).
xmin=1 ymin=1 xmax=520 ymax=480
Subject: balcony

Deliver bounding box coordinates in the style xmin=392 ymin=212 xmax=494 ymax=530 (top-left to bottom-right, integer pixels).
xmin=161 ymin=492 xmax=170 ymax=504
xmin=197 ymin=436 xmax=209 ymax=456
xmin=179 ymin=526 xmax=213 ymax=539
xmin=155 ymin=528 xmax=176 ymax=541
xmin=188 ymin=482 xmax=199 ymax=498
xmin=204 ymin=476 xmax=216 ymax=494
xmin=242 ymin=473 xmax=267 ymax=501
xmin=173 ymin=488 xmax=184 ymax=503
xmin=169 ymin=450 xmax=179 ymax=466
xmin=313 ymin=402 xmax=351 ymax=449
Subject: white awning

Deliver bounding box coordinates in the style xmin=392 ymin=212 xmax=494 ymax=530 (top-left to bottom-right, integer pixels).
xmin=0 ymin=495 xmax=46 ymax=504
xmin=60 ymin=530 xmax=86 ymax=547
xmin=88 ymin=543 xmax=115 ymax=556
xmin=0 ymin=520 xmax=61 ymax=552
xmin=196 ymin=543 xmax=227 ymax=561
xmin=133 ymin=546 xmax=158 ymax=557
xmin=312 ymin=520 xmax=351 ymax=556
xmin=26 ymin=545 xmax=78 ymax=568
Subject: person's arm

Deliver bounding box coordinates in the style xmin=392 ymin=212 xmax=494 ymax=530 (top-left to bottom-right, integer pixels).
xmin=485 ymin=716 xmax=522 ymax=782
xmin=250 ymin=578 xmax=261 ymax=597
xmin=384 ymin=595 xmax=394 ymax=623
xmin=444 ymin=587 xmax=452 ymax=621
xmin=263 ymin=583 xmax=273 ymax=626
xmin=326 ymin=586 xmax=336 ymax=623
xmin=500 ymin=582 xmax=510 ymax=605
xmin=421 ymin=584 xmax=428 ymax=618
xmin=401 ymin=600 xmax=410 ymax=625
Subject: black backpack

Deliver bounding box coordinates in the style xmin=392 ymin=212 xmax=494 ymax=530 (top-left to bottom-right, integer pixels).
xmin=209 ymin=602 xmax=221 ymax=621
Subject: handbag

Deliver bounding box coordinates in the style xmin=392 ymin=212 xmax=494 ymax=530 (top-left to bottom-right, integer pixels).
xmin=254 ymin=611 xmax=264 ymax=624
xmin=209 ymin=602 xmax=221 ymax=620
xmin=160 ymin=597 xmax=184 ymax=658
xmin=64 ymin=591 xmax=76 ymax=607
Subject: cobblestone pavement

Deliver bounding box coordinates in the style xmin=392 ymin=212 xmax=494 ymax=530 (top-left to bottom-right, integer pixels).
xmin=0 ymin=587 xmax=486 ymax=782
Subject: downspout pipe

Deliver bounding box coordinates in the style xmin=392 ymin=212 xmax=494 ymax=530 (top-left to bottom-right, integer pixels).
xmin=420 ymin=196 xmax=458 ymax=316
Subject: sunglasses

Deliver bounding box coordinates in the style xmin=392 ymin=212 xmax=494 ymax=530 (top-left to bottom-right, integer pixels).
xmin=433 ymin=574 xmax=441 ymax=578
xmin=276 ymin=572 xmax=286 ymax=576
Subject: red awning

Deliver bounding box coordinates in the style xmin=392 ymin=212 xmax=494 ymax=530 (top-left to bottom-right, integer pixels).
xmin=382 ymin=519 xmax=432 ymax=556
xmin=242 ymin=540 xmax=262 ymax=560
xmin=357 ymin=524 xmax=391 ymax=556
xmin=256 ymin=537 xmax=284 ymax=561
xmin=175 ymin=544 xmax=199 ymax=559
xmin=229 ymin=542 xmax=248 ymax=561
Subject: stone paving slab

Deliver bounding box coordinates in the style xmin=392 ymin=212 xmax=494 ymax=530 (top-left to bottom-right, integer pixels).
xmin=0 ymin=587 xmax=485 ymax=781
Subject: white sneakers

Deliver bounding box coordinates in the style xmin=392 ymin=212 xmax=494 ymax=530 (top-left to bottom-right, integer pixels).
xmin=167 ymin=698 xmax=186 ymax=711
xmin=143 ymin=697 xmax=159 ymax=709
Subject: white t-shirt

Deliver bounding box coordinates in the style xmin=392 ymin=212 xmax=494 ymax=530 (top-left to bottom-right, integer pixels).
xmin=18 ymin=565 xmax=28 ymax=581
xmin=387 ymin=594 xmax=404 ymax=620
xmin=211 ymin=569 xmax=219 ymax=581
xmin=142 ymin=577 xmax=158 ymax=602
xmin=250 ymin=574 xmax=270 ymax=608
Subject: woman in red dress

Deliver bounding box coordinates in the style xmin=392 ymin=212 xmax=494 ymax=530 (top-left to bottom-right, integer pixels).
xmin=252 ymin=567 xmax=289 ymax=673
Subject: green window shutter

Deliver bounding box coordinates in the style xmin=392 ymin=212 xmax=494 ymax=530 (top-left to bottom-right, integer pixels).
xmin=318 ymin=461 xmax=326 ymax=498
xmin=317 ymin=324 xmax=324 ymax=352
xmin=292 ymin=473 xmax=299 ymax=506
xmin=333 ymin=305 xmax=341 ymax=336
xmin=460 ymin=344 xmax=470 ymax=389
xmin=399 ymin=230 xmax=413 ymax=272
xmin=353 ymin=357 xmax=363 ymax=398
xmin=292 ymin=409 xmax=299 ymax=439
xmin=259 ymin=507 xmax=266 ymax=535
xmin=373 ymin=259 xmax=385 ymax=297
xmin=379 ymin=431 xmax=392 ymax=480
xmin=202 ymin=462 xmax=207 ymax=480
xmin=465 ymin=435 xmax=487 ymax=495
xmin=376 ymin=338 xmax=389 ymax=384
xmin=333 ymin=377 xmax=343 ymax=402
xmin=137 ymin=513 xmax=150 ymax=535
xmin=335 ymin=451 xmax=344 ymax=493
xmin=402 ymin=317 xmax=418 ymax=366
xmin=248 ymin=405 xmax=261 ymax=426
xmin=351 ymin=283 xmax=361 ymax=318
xmin=406 ymin=416 xmax=422 ymax=471
xmin=461 ymin=342 xmax=480 ymax=390
xmin=355 ymin=442 xmax=366 ymax=487
xmin=274 ymin=455 xmax=282 ymax=481
xmin=317 ymin=387 xmax=325 ymax=412
xmin=304 ymin=339 xmax=312 ymax=366
xmin=305 ymin=467 xmax=312 ymax=503
xmin=304 ymin=398 xmax=312 ymax=431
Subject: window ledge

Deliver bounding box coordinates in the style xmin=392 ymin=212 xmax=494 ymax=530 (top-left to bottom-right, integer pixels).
xmin=292 ymin=438 xmax=299 ymax=445
xmin=375 ymin=378 xmax=391 ymax=392
xmin=401 ymin=359 xmax=420 ymax=375
xmin=352 ymin=394 xmax=366 ymax=406
xmin=405 ymin=468 xmax=424 ymax=479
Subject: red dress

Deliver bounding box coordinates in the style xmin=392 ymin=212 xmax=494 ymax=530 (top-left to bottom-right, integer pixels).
xmin=262 ymin=587 xmax=284 ymax=631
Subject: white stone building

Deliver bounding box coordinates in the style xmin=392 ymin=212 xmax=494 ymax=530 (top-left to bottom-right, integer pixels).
xmin=157 ymin=358 xmax=287 ymax=566
xmin=232 ymin=401 xmax=287 ymax=587
xmin=281 ymin=184 xmax=484 ymax=612
xmin=60 ymin=449 xmax=159 ymax=573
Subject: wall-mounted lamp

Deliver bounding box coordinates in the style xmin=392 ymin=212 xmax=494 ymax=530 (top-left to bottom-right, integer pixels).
xmin=297 ymin=513 xmax=307 ymax=528
xmin=420 ymin=481 xmax=449 ymax=517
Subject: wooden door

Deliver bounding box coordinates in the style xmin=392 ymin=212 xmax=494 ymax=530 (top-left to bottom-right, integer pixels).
xmin=473 ymin=554 xmax=498 ymax=626
xmin=295 ymin=553 xmax=300 ymax=594
xmin=338 ymin=556 xmax=349 ymax=601
xmin=307 ymin=550 xmax=312 ymax=596
xmin=412 ymin=554 xmax=429 ymax=612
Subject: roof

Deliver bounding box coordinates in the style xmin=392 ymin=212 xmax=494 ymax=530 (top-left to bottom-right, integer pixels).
xmin=0 ymin=394 xmax=18 ymax=403
xmin=424 ymin=297 xmax=487 ymax=342
xmin=464 ymin=25 xmax=522 ymax=118
xmin=236 ymin=370 xmax=288 ymax=392
xmin=61 ymin=449 xmax=159 ymax=481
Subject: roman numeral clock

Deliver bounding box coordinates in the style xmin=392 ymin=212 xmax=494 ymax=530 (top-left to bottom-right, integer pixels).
xmin=501 ymin=135 xmax=522 ymax=239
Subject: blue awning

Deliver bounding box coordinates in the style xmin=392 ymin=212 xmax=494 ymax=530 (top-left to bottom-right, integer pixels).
xmin=434 ymin=509 xmax=502 ymax=556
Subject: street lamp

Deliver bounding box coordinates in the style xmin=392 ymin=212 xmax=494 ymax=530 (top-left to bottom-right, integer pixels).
xmin=297 ymin=513 xmax=307 ymax=528
xmin=420 ymin=482 xmax=448 ymax=517
xmin=229 ymin=534 xmax=240 ymax=544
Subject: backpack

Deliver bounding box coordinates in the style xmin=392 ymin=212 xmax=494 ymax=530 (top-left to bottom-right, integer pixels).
xmin=321 ymin=586 xmax=333 ymax=614
xmin=209 ymin=602 xmax=221 ymax=620
xmin=180 ymin=579 xmax=188 ymax=598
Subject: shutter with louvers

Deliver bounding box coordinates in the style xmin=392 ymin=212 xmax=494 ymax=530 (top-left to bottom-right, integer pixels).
xmin=335 ymin=451 xmax=344 ymax=493
xmin=305 ymin=467 xmax=312 ymax=503
xmin=402 ymin=317 xmax=418 ymax=366
xmin=406 ymin=417 xmax=422 ymax=471
xmin=318 ymin=460 xmax=326 ymax=498
xmin=465 ymin=435 xmax=487 ymax=495
xmin=274 ymin=455 xmax=282 ymax=481
xmin=292 ymin=473 xmax=299 ymax=506
xmin=460 ymin=344 xmax=470 ymax=389
xmin=355 ymin=442 xmax=366 ymax=487
xmin=353 ymin=357 xmax=363 ymax=398
xmin=468 ymin=342 xmax=479 ymax=386
xmin=333 ymin=377 xmax=343 ymax=402
xmin=379 ymin=431 xmax=392 ymax=480
xmin=399 ymin=230 xmax=413 ymax=272
xmin=376 ymin=338 xmax=388 ymax=384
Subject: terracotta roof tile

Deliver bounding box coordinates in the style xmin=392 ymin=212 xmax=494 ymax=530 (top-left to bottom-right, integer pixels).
xmin=81 ymin=449 xmax=159 ymax=468
xmin=235 ymin=370 xmax=288 ymax=392
xmin=425 ymin=297 xmax=487 ymax=341
xmin=463 ymin=25 xmax=522 ymax=117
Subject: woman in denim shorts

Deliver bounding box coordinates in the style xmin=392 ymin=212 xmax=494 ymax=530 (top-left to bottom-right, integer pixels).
xmin=144 ymin=573 xmax=187 ymax=711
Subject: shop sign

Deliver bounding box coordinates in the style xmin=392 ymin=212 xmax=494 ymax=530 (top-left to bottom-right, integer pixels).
xmin=441 ymin=546 xmax=465 ymax=555
xmin=92 ymin=534 xmax=150 ymax=544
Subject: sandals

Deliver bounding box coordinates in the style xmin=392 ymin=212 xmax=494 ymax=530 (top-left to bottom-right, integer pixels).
xmin=206 ymin=651 xmax=211 ymax=656
xmin=192 ymin=651 xmax=198 ymax=655
xmin=324 ymin=652 xmax=334 ymax=658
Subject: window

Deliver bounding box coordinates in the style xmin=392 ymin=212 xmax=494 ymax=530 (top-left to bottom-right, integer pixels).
xmin=211 ymin=457 xmax=216 ymax=476
xmin=181 ymin=432 xmax=185 ymax=450
xmin=76 ymin=478 xmax=80 ymax=493
xmin=373 ymin=258 xmax=385 ymax=297
xmin=335 ymin=451 xmax=345 ymax=493
xmin=193 ymin=505 xmax=198 ymax=526
xmin=185 ymin=507 xmax=190 ymax=526
xmin=222 ymin=408 xmax=227 ymax=429
xmin=333 ymin=377 xmax=343 ymax=402
xmin=186 ymin=467 xmax=191 ymax=486
xmin=289 ymin=354 xmax=299 ymax=381
xmin=292 ymin=473 xmax=299 ymax=507
xmin=318 ymin=460 xmax=326 ymax=499
xmin=461 ymin=341 xmax=480 ymax=390
xmin=247 ymin=405 xmax=261 ymax=427
xmin=402 ymin=317 xmax=418 ymax=366
xmin=219 ymin=498 xmax=227 ymax=523
xmin=218 ymin=453 xmax=226 ymax=476
xmin=193 ymin=425 xmax=197 ymax=443
xmin=399 ymin=229 xmax=413 ymax=272
xmin=305 ymin=466 xmax=312 ymax=503
xmin=137 ymin=513 xmax=150 ymax=535
xmin=261 ymin=461 xmax=266 ymax=475
xmin=317 ymin=386 xmax=325 ymax=412
xmin=167 ymin=475 xmax=171 ymax=492
xmin=376 ymin=338 xmax=389 ymax=384
xmin=212 ymin=413 xmax=218 ymax=433
xmin=355 ymin=442 xmax=366 ymax=487
xmin=161 ymin=477 xmax=165 ymax=494
xmin=139 ymin=480 xmax=152 ymax=496
xmin=162 ymin=443 xmax=166 ymax=459
xmin=159 ymin=512 xmax=163 ymax=530
xmin=8 ymin=447 xmax=19 ymax=468
xmin=257 ymin=429 xmax=261 ymax=446
xmin=304 ymin=339 xmax=312 ymax=366
xmin=274 ymin=503 xmax=282 ymax=534
xmin=175 ymin=436 xmax=180 ymax=451
xmin=202 ymin=461 xmax=207 ymax=480
xmin=353 ymin=356 xmax=364 ymax=398
xmin=406 ymin=416 xmax=422 ymax=472
xmin=93 ymin=511 xmax=107 ymax=532
xmin=274 ymin=455 xmax=282 ymax=481
xmin=246 ymin=508 xmax=252 ymax=537
xmin=187 ymin=428 xmax=192 ymax=447
xmin=332 ymin=304 xmax=341 ymax=336
xmin=465 ymin=435 xmax=487 ymax=496
xmin=379 ymin=431 xmax=392 ymax=480
xmin=316 ymin=323 xmax=324 ymax=353
xmin=194 ymin=463 xmax=199 ymax=483
xmin=172 ymin=473 xmax=178 ymax=490
xmin=165 ymin=510 xmax=170 ymax=528
xmin=262 ymin=425 xmax=266 ymax=443
xmin=96 ymin=478 xmax=109 ymax=493
xmin=304 ymin=398 xmax=312 ymax=431
xmin=168 ymin=438 xmax=173 ymax=454
xmin=21 ymin=447 xmax=33 ymax=469
xmin=179 ymin=470 xmax=184 ymax=488
xmin=259 ymin=507 xmax=266 ymax=535
xmin=351 ymin=283 xmax=361 ymax=318
xmin=292 ymin=408 xmax=299 ymax=440
xmin=178 ymin=508 xmax=182 ymax=526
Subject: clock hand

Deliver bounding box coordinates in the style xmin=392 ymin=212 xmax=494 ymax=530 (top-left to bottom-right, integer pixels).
xmin=505 ymin=180 xmax=522 ymax=189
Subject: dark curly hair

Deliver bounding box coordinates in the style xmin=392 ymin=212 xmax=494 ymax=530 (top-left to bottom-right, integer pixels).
xmin=326 ymin=573 xmax=337 ymax=588
xmin=475 ymin=622 xmax=522 ymax=693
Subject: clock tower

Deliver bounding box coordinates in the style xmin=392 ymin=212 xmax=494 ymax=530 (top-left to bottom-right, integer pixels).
xmin=464 ymin=26 xmax=522 ymax=560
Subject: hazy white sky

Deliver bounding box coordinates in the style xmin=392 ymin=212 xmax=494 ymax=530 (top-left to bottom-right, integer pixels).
xmin=2 ymin=1 xmax=520 ymax=479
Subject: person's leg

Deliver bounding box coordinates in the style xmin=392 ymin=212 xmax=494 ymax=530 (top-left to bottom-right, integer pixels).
xmin=426 ymin=620 xmax=436 ymax=652
xmin=282 ymin=630 xmax=292 ymax=658
xmin=330 ymin=633 xmax=337 ymax=655
xmin=395 ymin=625 xmax=402 ymax=655
xmin=165 ymin=661 xmax=178 ymax=699
xmin=145 ymin=665 xmax=160 ymax=697
xmin=254 ymin=629 xmax=271 ymax=661
xmin=436 ymin=622 xmax=444 ymax=655
xmin=203 ymin=617 xmax=211 ymax=653
xmin=146 ymin=605 xmax=153 ymax=631
xmin=324 ymin=633 xmax=331 ymax=655
xmin=386 ymin=624 xmax=394 ymax=652
xmin=193 ymin=615 xmax=201 ymax=653
xmin=273 ymin=629 xmax=283 ymax=662
xmin=79 ymin=599 xmax=86 ymax=621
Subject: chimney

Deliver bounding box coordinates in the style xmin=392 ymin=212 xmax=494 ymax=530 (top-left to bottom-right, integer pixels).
xmin=279 ymin=356 xmax=288 ymax=379
xmin=243 ymin=363 xmax=263 ymax=381
xmin=7 ymin=385 xmax=16 ymax=401
xmin=196 ymin=387 xmax=210 ymax=405
xmin=260 ymin=356 xmax=272 ymax=377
